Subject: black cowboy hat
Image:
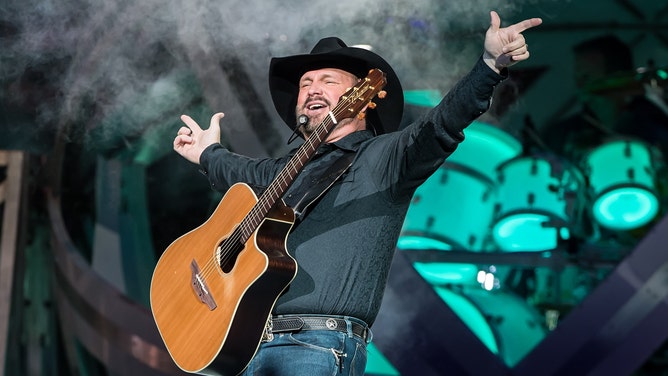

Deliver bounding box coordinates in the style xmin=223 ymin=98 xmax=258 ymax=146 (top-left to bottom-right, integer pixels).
xmin=269 ymin=37 xmax=404 ymax=136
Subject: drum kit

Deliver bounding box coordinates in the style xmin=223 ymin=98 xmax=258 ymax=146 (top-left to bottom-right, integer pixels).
xmin=397 ymin=65 xmax=668 ymax=304
xmin=396 ymin=64 xmax=668 ymax=359
xmin=399 ymin=65 xmax=668 ymax=258
xmin=398 ymin=122 xmax=665 ymax=254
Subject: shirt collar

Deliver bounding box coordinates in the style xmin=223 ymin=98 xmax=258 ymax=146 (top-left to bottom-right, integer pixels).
xmin=326 ymin=130 xmax=374 ymax=152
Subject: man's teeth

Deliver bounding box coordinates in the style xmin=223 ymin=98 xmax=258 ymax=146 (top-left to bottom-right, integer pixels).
xmin=309 ymin=104 xmax=325 ymax=110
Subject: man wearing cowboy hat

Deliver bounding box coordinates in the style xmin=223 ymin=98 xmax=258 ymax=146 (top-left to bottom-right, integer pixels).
xmin=174 ymin=10 xmax=541 ymax=376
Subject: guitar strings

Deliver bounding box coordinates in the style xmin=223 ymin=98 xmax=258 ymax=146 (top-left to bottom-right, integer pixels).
xmin=194 ymin=118 xmax=316 ymax=278
xmin=197 ymin=80 xmax=377 ymax=282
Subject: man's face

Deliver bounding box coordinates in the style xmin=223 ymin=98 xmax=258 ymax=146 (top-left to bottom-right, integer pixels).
xmin=295 ymin=68 xmax=360 ymax=136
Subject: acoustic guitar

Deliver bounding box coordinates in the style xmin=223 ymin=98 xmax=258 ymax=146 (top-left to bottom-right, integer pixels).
xmin=150 ymin=69 xmax=387 ymax=375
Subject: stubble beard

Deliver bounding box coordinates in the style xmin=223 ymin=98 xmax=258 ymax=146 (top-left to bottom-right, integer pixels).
xmin=295 ymin=103 xmax=356 ymax=138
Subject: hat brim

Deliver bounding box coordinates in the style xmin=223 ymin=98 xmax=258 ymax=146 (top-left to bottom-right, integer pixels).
xmin=269 ymin=41 xmax=403 ymax=136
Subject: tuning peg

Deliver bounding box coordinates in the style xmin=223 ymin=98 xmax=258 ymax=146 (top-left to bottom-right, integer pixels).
xmin=357 ymin=112 xmax=367 ymax=120
xmin=367 ymin=102 xmax=377 ymax=110
xmin=377 ymin=90 xmax=387 ymax=99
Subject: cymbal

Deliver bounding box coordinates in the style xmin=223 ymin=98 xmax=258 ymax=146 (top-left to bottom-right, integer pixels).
xmin=583 ymin=66 xmax=668 ymax=95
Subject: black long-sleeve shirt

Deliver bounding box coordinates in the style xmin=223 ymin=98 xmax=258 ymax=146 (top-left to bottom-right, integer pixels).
xmin=199 ymin=57 xmax=504 ymax=326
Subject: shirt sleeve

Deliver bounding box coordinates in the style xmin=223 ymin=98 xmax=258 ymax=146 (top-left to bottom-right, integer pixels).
xmin=198 ymin=143 xmax=288 ymax=192
xmin=365 ymin=56 xmax=506 ymax=201
xmin=428 ymin=56 xmax=507 ymax=142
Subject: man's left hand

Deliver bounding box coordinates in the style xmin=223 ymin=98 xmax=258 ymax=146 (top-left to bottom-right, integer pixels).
xmin=483 ymin=10 xmax=543 ymax=73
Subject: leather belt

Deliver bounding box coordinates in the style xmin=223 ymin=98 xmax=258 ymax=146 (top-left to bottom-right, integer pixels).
xmin=263 ymin=315 xmax=371 ymax=342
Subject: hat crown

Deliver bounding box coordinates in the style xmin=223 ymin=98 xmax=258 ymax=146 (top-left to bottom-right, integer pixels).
xmin=310 ymin=37 xmax=348 ymax=54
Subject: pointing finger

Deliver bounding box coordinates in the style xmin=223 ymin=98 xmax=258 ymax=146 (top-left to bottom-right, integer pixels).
xmin=510 ymin=17 xmax=543 ymax=34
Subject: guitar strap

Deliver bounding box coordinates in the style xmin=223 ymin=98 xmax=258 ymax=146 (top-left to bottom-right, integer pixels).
xmin=282 ymin=150 xmax=356 ymax=222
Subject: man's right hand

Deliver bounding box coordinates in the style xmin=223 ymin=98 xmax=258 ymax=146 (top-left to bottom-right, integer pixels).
xmin=173 ymin=112 xmax=224 ymax=164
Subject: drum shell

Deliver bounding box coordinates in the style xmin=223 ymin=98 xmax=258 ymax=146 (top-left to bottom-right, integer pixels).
xmin=583 ymin=138 xmax=658 ymax=198
xmin=492 ymin=155 xmax=585 ymax=251
xmin=447 ymin=121 xmax=523 ymax=182
xmin=582 ymin=138 xmax=662 ymax=230
xmin=400 ymin=164 xmax=496 ymax=251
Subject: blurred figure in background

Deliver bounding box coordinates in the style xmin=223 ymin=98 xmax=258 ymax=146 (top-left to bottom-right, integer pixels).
xmin=542 ymin=34 xmax=668 ymax=245
xmin=541 ymin=35 xmax=636 ymax=162
xmin=543 ymin=34 xmax=668 ymax=164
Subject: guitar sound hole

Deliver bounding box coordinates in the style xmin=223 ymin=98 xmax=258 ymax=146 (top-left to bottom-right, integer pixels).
xmin=219 ymin=239 xmax=244 ymax=273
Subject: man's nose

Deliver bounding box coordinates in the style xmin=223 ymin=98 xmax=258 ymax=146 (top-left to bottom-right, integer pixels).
xmin=308 ymin=82 xmax=323 ymax=95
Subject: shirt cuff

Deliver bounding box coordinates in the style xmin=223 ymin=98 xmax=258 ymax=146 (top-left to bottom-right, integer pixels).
xmin=472 ymin=55 xmax=508 ymax=99
xmin=198 ymin=143 xmax=223 ymax=176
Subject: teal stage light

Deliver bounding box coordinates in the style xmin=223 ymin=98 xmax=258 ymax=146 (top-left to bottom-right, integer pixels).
xmin=592 ymin=187 xmax=659 ymax=230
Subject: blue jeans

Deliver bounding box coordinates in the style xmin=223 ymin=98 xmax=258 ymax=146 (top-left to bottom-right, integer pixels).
xmin=240 ymin=321 xmax=368 ymax=376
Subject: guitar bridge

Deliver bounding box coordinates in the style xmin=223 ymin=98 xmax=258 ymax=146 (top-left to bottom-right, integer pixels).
xmin=190 ymin=259 xmax=217 ymax=310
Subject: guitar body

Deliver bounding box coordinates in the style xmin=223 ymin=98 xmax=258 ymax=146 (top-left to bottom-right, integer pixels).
xmin=150 ymin=183 xmax=297 ymax=375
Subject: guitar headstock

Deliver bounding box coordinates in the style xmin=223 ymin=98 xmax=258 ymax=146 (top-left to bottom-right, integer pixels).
xmin=334 ymin=68 xmax=387 ymax=122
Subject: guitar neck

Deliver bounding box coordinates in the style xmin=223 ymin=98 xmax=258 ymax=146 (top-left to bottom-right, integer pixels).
xmin=237 ymin=114 xmax=336 ymax=242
